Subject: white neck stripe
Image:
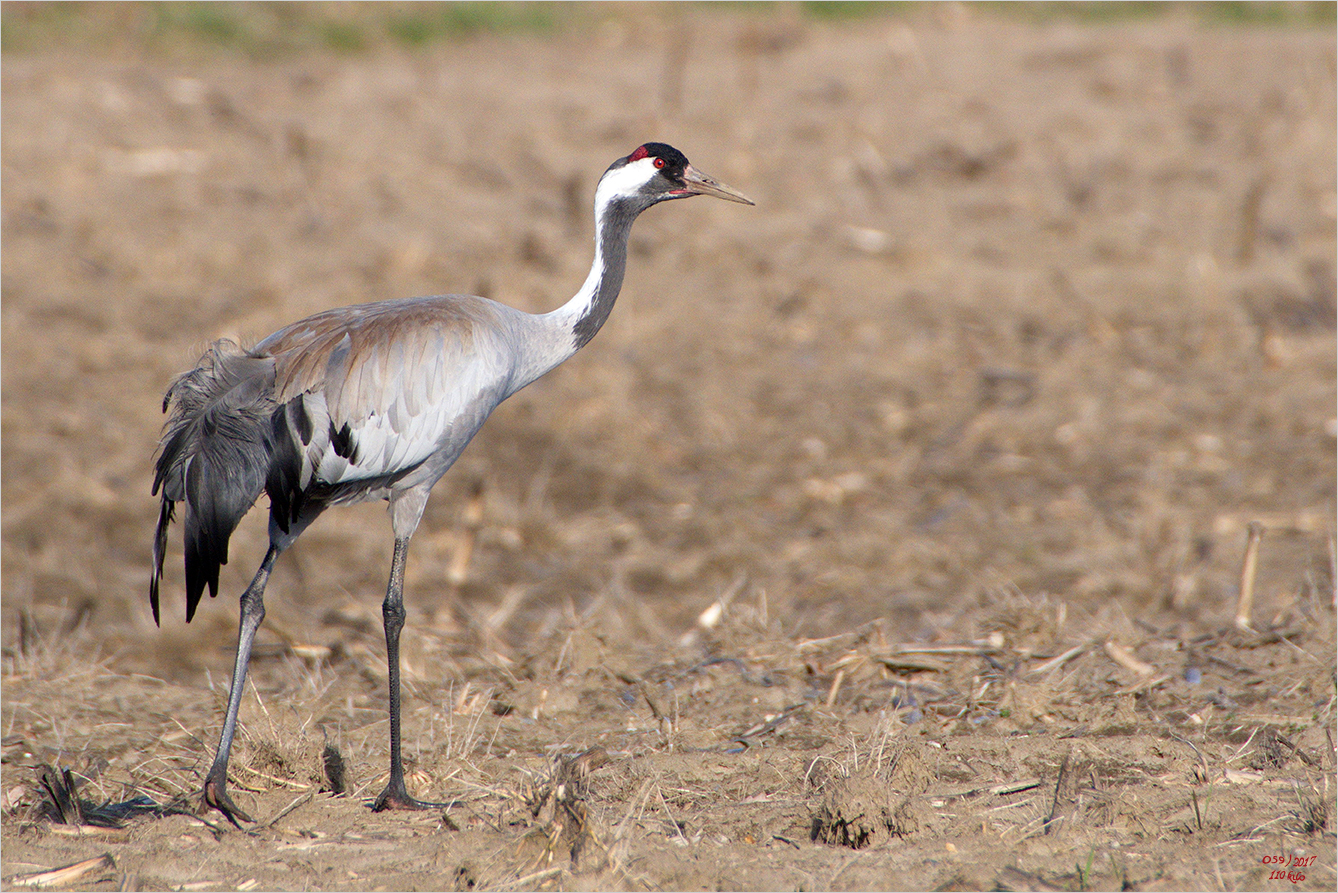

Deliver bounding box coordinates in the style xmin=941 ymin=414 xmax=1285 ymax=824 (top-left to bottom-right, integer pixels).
xmin=595 ymin=157 xmax=660 ymax=207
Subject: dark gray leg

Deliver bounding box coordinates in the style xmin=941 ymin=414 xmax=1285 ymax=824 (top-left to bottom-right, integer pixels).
xmin=372 ymin=536 xmax=445 ymax=811
xmin=202 ymin=545 xmax=279 ymax=826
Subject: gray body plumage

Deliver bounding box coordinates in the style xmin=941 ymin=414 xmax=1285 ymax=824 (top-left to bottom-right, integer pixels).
xmin=151 ymin=296 xmax=529 ymax=620
xmin=151 ymin=290 xmax=590 ymax=622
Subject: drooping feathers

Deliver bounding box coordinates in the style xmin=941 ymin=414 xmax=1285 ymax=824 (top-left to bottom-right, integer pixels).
xmin=151 ymin=341 xmax=277 ymax=624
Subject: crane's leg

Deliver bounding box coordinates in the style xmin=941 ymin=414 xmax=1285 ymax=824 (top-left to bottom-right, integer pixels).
xmin=372 ymin=534 xmax=448 ymax=811
xmin=202 ymin=545 xmax=279 ymax=826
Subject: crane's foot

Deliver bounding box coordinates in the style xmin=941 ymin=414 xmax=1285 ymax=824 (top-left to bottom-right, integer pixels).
xmin=371 ymin=778 xmax=449 ymax=812
xmin=202 ymin=772 xmax=254 ymax=827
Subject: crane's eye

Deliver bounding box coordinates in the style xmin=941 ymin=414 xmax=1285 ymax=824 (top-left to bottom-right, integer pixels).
xmin=653 ymin=157 xmax=666 ymax=170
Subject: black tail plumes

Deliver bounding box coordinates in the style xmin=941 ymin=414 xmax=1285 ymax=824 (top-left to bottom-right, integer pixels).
xmin=151 ymin=341 xmax=277 ymax=625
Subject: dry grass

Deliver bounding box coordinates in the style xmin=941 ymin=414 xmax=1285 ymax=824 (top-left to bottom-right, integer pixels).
xmin=4 ymin=594 xmax=1333 ymax=889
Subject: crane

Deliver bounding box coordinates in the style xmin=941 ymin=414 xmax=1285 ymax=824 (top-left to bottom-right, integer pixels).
xmin=150 ymin=143 xmax=752 ymax=825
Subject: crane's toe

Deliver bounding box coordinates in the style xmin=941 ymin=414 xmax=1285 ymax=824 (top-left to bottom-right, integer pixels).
xmin=371 ymin=780 xmax=449 ymax=813
xmin=203 ymin=775 xmax=255 ymax=826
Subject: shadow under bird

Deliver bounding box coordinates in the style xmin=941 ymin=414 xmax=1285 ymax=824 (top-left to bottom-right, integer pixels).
xmin=150 ymin=143 xmax=752 ymax=824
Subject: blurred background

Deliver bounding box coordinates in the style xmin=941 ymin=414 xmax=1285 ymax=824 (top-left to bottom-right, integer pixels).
xmin=3 ymin=1 xmax=1335 ymax=677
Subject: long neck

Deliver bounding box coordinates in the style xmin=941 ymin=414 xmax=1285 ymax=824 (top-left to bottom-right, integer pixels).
xmin=565 ymin=197 xmax=639 ymax=349
xmin=511 ymin=197 xmax=641 ymax=391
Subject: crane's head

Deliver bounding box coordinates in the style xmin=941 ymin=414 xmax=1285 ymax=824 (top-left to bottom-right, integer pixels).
xmin=597 ymin=143 xmax=754 ymax=213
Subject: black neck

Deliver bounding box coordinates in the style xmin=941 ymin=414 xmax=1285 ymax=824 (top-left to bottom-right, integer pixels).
xmin=571 ymin=197 xmax=641 ymax=350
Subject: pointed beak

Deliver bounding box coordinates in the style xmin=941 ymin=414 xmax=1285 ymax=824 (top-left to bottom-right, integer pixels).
xmin=678 ymin=164 xmax=755 ymax=205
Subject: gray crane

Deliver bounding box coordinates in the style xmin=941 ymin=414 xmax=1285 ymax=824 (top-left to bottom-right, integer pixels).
xmin=151 ymin=143 xmax=752 ymax=824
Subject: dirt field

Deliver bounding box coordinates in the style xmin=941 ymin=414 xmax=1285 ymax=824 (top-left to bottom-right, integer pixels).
xmin=3 ymin=3 xmax=1335 ymax=890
